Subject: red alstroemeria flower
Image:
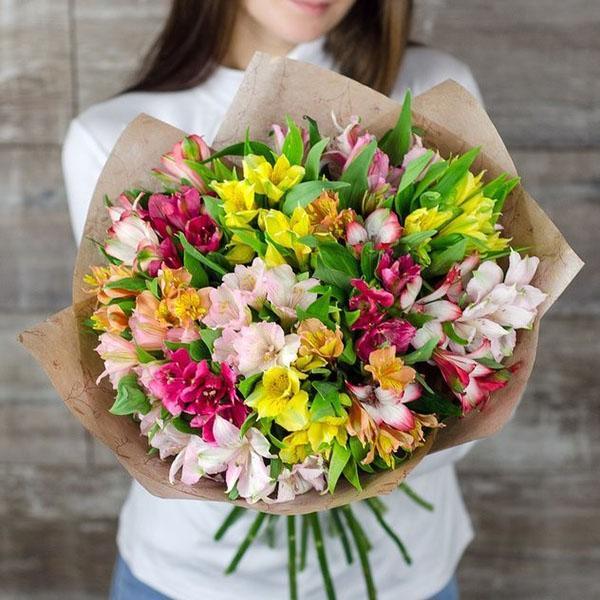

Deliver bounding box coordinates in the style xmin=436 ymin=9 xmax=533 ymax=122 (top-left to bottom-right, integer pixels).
xmin=432 ymin=341 xmax=510 ymax=413
xmin=148 ymin=186 xmax=203 ymax=238
xmin=349 ymin=279 xmax=395 ymax=330
xmin=184 ymin=214 xmax=222 ymax=253
xmin=355 ymin=318 xmax=417 ymax=362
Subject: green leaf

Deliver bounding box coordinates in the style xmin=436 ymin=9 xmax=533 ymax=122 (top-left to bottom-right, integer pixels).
xmin=314 ymin=241 xmax=359 ymax=290
xmin=476 ymin=356 xmax=506 ymax=370
xmin=296 ymin=289 xmax=335 ymax=328
xmin=104 ymin=277 xmax=147 ymax=292
xmin=414 ymin=160 xmax=449 ymax=198
xmin=339 ymin=340 xmax=357 ymax=365
xmin=200 ymin=141 xmax=275 ymax=165
xmin=146 ymin=278 xmax=160 ymax=299
xmin=344 ymin=309 xmax=361 ymax=328
xmin=339 ymin=139 xmax=378 ymax=209
xmin=431 ymin=147 xmax=480 ymax=199
xmin=239 ymin=412 xmax=259 ymax=438
xmin=171 ymin=416 xmax=196 ymax=434
xmin=428 ymin=238 xmax=468 ymax=276
xmin=310 ymin=393 xmax=337 ymax=422
xmin=397 ymin=149 xmax=434 ymax=195
xmin=135 ymin=345 xmax=157 ymax=364
xmin=281 ymin=180 xmax=350 ymax=215
xmin=238 ymin=373 xmax=263 ymax=398
xmin=359 ymin=242 xmax=379 ymax=281
xmin=328 ymin=440 xmax=351 ymax=493
xmin=199 ymin=328 xmax=221 ymax=354
xmin=399 ymin=230 xmax=438 ymax=248
xmin=303 ymin=137 xmax=329 ymax=181
xmin=342 ymin=457 xmax=362 ymax=491
xmin=183 ymin=247 xmax=209 ymax=288
xmin=380 ymin=90 xmax=413 ymax=165
xmin=109 ymin=374 xmax=150 ymax=416
xmin=312 ymin=381 xmax=343 ymax=417
xmin=442 ymin=321 xmax=469 ymax=346
xmin=407 ymin=390 xmax=462 ymax=417
xmin=183 ymin=159 xmax=218 ymax=186
xmin=269 ymin=457 xmax=283 ymax=479
xmin=404 ymin=312 xmax=435 ymax=328
xmin=189 ymin=338 xmax=210 ymax=361
xmin=403 ymin=337 xmax=439 ymax=365
xmin=178 ymin=233 xmax=227 ymax=276
xmin=202 ymin=195 xmax=226 ymax=225
xmin=282 ymin=116 xmax=304 ymax=166
xmin=229 ymin=228 xmax=267 ymax=255
xmin=303 ymin=115 xmax=322 ymax=147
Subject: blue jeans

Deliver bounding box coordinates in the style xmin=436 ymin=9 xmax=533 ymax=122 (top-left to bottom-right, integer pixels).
xmin=110 ymin=553 xmax=459 ymax=600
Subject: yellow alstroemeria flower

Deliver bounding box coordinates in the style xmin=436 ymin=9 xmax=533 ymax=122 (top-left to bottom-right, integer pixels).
xmin=365 ymin=346 xmax=416 ymax=392
xmin=404 ymin=205 xmax=453 ymax=236
xmin=279 ymin=430 xmax=311 ymax=464
xmin=246 ymin=366 xmax=309 ymax=432
xmin=210 ymin=179 xmax=259 ymax=228
xmin=296 ymin=318 xmax=344 ymax=370
xmin=243 ymin=154 xmax=305 ymax=205
xmin=259 ymin=207 xmax=312 ymax=268
xmin=307 ymin=415 xmax=348 ymax=453
xmin=446 ymin=171 xmax=485 ymax=207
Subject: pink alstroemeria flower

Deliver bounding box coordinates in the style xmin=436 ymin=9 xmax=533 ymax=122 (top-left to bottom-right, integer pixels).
xmin=432 ymin=341 xmax=510 ymax=412
xmin=148 ymin=187 xmax=202 ymax=237
xmin=222 ymin=257 xmax=268 ymax=310
xmin=264 ymin=263 xmax=319 ymax=325
xmin=169 ymin=416 xmax=275 ymax=504
xmin=212 ymin=327 xmax=240 ymax=371
xmin=376 ymin=251 xmax=423 ymax=310
xmin=346 ymin=208 xmax=402 ymax=252
xmin=129 ymin=291 xmax=168 ymax=351
xmin=346 ymin=381 xmax=421 ymax=432
xmin=272 ymin=455 xmax=327 ymax=504
xmin=355 ymin=318 xmax=417 ymax=362
xmin=203 ymin=285 xmax=252 ymax=331
xmin=139 ymin=407 xmax=191 ymax=460
xmin=452 ymin=252 xmax=546 ymax=360
xmin=232 ymin=322 xmax=300 ymax=377
xmin=158 ymin=236 xmax=183 ymax=270
xmin=154 ymin=134 xmax=212 ymax=192
xmin=95 ymin=332 xmax=138 ymax=388
xmin=348 ymin=279 xmax=395 ymax=330
xmin=105 ymin=213 xmax=159 ymax=266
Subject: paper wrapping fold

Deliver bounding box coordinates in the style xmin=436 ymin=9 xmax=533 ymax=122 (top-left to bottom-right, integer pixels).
xmin=19 ymin=53 xmax=583 ymax=514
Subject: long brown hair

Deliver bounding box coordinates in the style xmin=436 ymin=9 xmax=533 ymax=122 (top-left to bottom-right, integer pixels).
xmin=127 ymin=0 xmax=413 ymax=96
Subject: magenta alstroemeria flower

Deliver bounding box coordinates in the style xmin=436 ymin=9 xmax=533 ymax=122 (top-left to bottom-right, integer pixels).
xmin=148 ymin=348 xmax=245 ymax=441
xmin=432 ymin=341 xmax=509 ymax=413
xmin=346 ymin=381 xmax=421 ymax=432
xmin=376 ymin=251 xmax=423 ymax=310
xmin=148 ymin=186 xmax=202 ymax=238
xmin=355 ymin=318 xmax=417 ymax=362
xmin=184 ymin=214 xmax=222 ymax=253
xmin=349 ymin=279 xmax=395 ymax=330
xmin=154 ymin=134 xmax=212 ymax=192
xmin=346 ymin=208 xmax=402 ymax=252
xmin=158 ymin=237 xmax=182 ymax=270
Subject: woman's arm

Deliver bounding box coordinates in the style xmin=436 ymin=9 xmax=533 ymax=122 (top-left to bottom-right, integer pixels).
xmin=62 ymin=118 xmax=108 ymax=243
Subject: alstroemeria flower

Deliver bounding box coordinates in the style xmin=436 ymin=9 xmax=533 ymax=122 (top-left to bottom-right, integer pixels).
xmin=346 ymin=208 xmax=402 ymax=252
xmin=203 ymin=285 xmax=252 ymax=330
xmin=140 ymin=409 xmax=191 ymax=460
xmin=246 ymin=366 xmax=310 ymax=432
xmin=346 ymin=381 xmax=421 ymax=432
xmin=259 ymin=208 xmax=312 ymax=268
xmin=305 ymin=191 xmax=356 ymax=240
xmin=297 ymin=318 xmax=344 ymax=363
xmin=153 ymin=134 xmax=212 ymax=192
xmin=451 ymin=253 xmax=546 ymax=360
xmin=264 ymin=263 xmax=319 ymax=325
xmin=222 ymin=257 xmax=267 ymax=310
xmin=169 ymin=416 xmax=275 ymax=503
xmin=348 ymin=279 xmax=395 ymax=330
xmin=243 ymin=154 xmax=305 ymax=204
xmin=148 ymin=186 xmax=202 ymax=238
xmin=232 ymin=322 xmax=300 ymax=377
xmin=84 ymin=264 xmax=137 ymax=305
xmin=105 ymin=213 xmax=159 ymax=266
xmin=273 ymin=455 xmax=327 ymax=503
xmin=212 ymin=327 xmax=240 ymax=371
xmin=211 ymin=179 xmax=259 ymax=228
xmin=95 ymin=332 xmax=138 ymax=388
xmin=90 ymin=303 xmax=128 ymax=334
xmin=364 ymin=346 xmax=416 ymax=392
xmin=432 ymin=341 xmax=510 ymax=412
xmin=130 ymin=290 xmax=168 ymax=351
xmin=376 ymin=251 xmax=423 ymax=310
xmin=184 ymin=214 xmax=222 ymax=253
xmin=355 ymin=318 xmax=416 ymax=362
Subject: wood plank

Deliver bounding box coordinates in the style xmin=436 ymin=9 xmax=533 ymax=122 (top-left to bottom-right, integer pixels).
xmin=0 ymin=0 xmax=73 ymax=144
xmin=72 ymin=0 xmax=168 ymax=110
xmin=412 ymin=0 xmax=600 ymax=149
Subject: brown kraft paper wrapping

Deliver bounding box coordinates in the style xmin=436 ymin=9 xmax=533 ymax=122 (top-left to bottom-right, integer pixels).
xmin=19 ymin=53 xmax=583 ymax=514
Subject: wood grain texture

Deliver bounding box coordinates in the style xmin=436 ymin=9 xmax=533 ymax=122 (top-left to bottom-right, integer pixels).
xmin=1 ymin=0 xmax=598 ymax=597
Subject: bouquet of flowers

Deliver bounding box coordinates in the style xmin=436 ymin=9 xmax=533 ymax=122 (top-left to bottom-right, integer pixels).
xmin=21 ymin=54 xmax=582 ymax=600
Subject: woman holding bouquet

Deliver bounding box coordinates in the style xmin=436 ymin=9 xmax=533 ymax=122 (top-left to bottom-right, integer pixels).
xmin=63 ymin=1 xmax=482 ymax=599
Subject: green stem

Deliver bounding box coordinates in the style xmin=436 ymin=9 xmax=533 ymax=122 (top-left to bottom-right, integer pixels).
xmin=266 ymin=514 xmax=279 ymax=548
xmin=225 ymin=511 xmax=267 ymax=574
xmin=308 ymin=513 xmax=337 ymax=600
xmin=342 ymin=506 xmax=377 ymax=600
xmin=287 ymin=516 xmax=298 ymax=600
xmin=399 ymin=482 xmax=434 ymax=512
xmin=214 ymin=506 xmax=246 ymax=541
xmin=299 ymin=515 xmax=309 ymax=571
xmin=331 ymin=508 xmax=354 ymax=564
xmin=365 ymin=499 xmax=412 ymax=566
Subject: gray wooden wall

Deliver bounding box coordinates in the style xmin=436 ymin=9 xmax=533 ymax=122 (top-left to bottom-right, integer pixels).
xmin=1 ymin=1 xmax=599 ymax=598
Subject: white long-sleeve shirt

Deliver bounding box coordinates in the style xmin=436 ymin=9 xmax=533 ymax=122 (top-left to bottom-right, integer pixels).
xmin=63 ymin=39 xmax=480 ymax=600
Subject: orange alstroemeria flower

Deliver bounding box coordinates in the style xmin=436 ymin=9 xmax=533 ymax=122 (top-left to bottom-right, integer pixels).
xmin=364 ymin=346 xmax=416 ymax=391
